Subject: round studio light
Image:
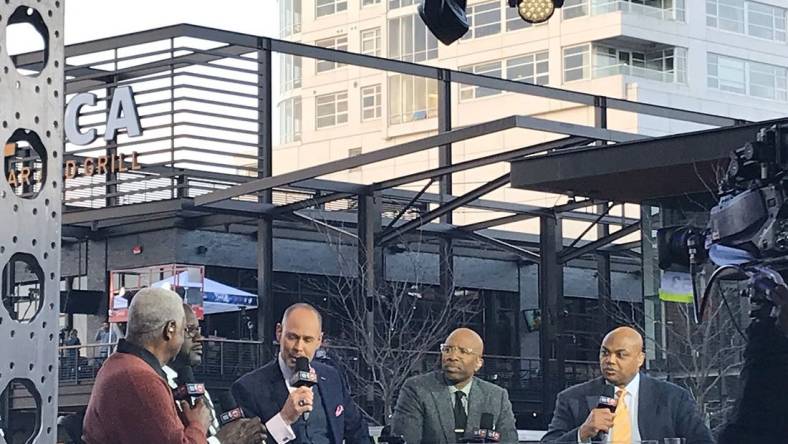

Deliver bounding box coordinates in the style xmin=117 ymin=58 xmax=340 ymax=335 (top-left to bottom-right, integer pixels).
xmin=518 ymin=0 xmax=556 ymax=23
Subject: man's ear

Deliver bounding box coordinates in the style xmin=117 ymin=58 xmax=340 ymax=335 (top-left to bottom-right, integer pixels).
xmin=475 ymin=357 xmax=484 ymax=372
xmin=275 ymin=323 xmax=283 ymax=342
xmin=163 ymin=320 xmax=176 ymax=341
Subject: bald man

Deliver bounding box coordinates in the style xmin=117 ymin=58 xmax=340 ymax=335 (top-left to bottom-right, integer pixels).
xmin=391 ymin=328 xmax=518 ymax=444
xmin=542 ymin=326 xmax=714 ymax=444
xmin=232 ymin=303 xmax=371 ymax=444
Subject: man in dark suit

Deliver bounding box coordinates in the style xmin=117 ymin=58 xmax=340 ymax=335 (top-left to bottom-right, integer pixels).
xmin=232 ymin=303 xmax=371 ymax=444
xmin=391 ymin=328 xmax=518 ymax=444
xmin=542 ymin=326 xmax=714 ymax=444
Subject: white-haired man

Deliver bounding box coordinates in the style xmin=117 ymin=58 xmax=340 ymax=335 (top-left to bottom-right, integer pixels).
xmin=83 ymin=288 xmax=211 ymax=444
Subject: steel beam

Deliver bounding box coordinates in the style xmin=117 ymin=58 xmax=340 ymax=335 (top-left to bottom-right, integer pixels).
xmin=539 ymin=215 xmax=564 ymax=422
xmin=62 ymin=199 xmax=193 ymax=225
xmin=460 ymin=214 xmax=538 ymax=232
xmin=460 ymin=231 xmax=540 ymax=263
xmin=370 ymin=136 xmax=590 ymax=192
xmin=256 ymin=40 xmax=274 ymax=360
xmin=271 ymin=192 xmax=354 ymax=217
xmin=377 ymin=173 xmax=511 ymax=246
xmin=194 ymin=117 xmax=521 ymax=206
xmin=558 ymin=222 xmax=640 ymax=264
xmin=514 ymin=115 xmax=642 ymax=143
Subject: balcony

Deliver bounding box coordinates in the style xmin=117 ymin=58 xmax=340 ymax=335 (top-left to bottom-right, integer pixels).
xmin=563 ymin=0 xmax=685 ymax=22
xmin=594 ymin=63 xmax=683 ymax=83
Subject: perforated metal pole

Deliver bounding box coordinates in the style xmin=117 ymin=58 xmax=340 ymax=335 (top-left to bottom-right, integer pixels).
xmin=0 ymin=1 xmax=64 ymax=442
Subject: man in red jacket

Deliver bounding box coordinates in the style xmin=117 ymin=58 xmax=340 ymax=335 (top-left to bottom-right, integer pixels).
xmin=83 ymin=287 xmax=211 ymax=444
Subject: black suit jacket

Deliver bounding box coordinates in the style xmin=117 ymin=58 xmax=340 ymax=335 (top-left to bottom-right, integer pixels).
xmin=231 ymin=359 xmax=371 ymax=444
xmin=541 ymin=373 xmax=714 ymax=444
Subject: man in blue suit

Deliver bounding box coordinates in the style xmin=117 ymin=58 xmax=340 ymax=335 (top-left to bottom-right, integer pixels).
xmin=541 ymin=326 xmax=714 ymax=444
xmin=232 ymin=303 xmax=371 ymax=444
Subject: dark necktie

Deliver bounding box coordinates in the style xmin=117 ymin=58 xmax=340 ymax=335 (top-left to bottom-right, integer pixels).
xmin=454 ymin=391 xmax=467 ymax=439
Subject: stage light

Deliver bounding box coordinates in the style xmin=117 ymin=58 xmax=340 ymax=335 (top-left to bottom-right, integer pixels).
xmin=418 ymin=0 xmax=469 ymax=45
xmin=511 ymin=0 xmax=564 ymax=24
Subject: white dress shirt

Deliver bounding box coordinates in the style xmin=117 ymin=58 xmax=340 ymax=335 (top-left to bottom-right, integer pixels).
xmin=448 ymin=379 xmax=473 ymax=415
xmin=162 ymin=365 xmax=221 ymax=444
xmin=578 ymin=373 xmax=641 ymax=443
xmin=263 ymin=354 xmax=305 ymax=444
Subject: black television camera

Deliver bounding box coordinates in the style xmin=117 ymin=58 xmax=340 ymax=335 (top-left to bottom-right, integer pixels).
xmin=657 ymin=123 xmax=788 ymax=323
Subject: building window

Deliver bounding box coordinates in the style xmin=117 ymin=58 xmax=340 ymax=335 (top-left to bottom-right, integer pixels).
xmin=459 ymin=52 xmax=550 ymax=101
xmin=278 ymin=97 xmax=302 ymax=144
xmin=316 ymin=91 xmax=349 ymax=129
xmin=348 ymin=147 xmax=362 ymax=172
xmin=507 ymin=51 xmax=550 ymax=85
xmin=459 ymin=61 xmax=503 ymax=101
xmin=388 ymin=14 xmax=438 ymax=62
xmin=362 ymin=0 xmax=381 ymax=5
xmin=563 ymin=0 xmax=590 ymax=19
xmin=563 ymin=44 xmax=590 ymax=82
xmin=361 ymin=84 xmax=382 ymax=120
xmin=316 ymin=0 xmax=347 ymax=17
xmin=461 ymin=1 xmax=501 ymax=40
xmin=389 ymin=0 xmax=415 ymax=9
xmin=280 ymin=54 xmax=302 ymax=93
xmin=360 ymin=28 xmax=381 ymax=56
xmin=707 ymin=0 xmax=787 ymax=42
xmin=315 ymin=35 xmax=348 ymax=73
xmin=708 ymin=53 xmax=787 ymax=101
xmin=280 ymin=0 xmax=302 ymax=37
xmin=388 ymin=75 xmax=438 ymax=125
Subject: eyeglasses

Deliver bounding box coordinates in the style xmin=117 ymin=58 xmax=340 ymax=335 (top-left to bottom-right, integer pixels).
xmin=185 ymin=325 xmax=202 ymax=339
xmin=440 ymin=343 xmax=477 ymax=356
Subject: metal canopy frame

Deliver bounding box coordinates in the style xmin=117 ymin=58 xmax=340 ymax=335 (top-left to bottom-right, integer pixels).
xmin=38 ymin=23 xmax=750 ymax=425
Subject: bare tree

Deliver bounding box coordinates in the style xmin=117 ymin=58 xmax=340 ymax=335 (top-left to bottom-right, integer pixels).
xmin=602 ymin=282 xmax=747 ymax=433
xmin=303 ymin=213 xmax=480 ymax=424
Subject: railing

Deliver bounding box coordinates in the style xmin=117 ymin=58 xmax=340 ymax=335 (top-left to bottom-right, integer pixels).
xmin=593 ymin=64 xmax=682 ymax=83
xmin=57 ymin=340 xmax=598 ymax=396
xmin=564 ymin=0 xmax=684 ymax=22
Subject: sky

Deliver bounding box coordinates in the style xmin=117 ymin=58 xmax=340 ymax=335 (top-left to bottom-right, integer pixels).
xmin=63 ymin=0 xmax=278 ymax=44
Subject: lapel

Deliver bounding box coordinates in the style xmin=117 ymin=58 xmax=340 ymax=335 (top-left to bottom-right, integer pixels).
xmin=267 ymin=361 xmax=291 ymax=416
xmin=637 ymin=373 xmax=657 ymax=439
xmin=465 ymin=378 xmax=483 ymax=438
xmin=584 ymin=377 xmax=607 ymax=413
xmin=428 ymin=372 xmax=456 ymax=443
xmin=314 ymin=364 xmax=342 ymax=444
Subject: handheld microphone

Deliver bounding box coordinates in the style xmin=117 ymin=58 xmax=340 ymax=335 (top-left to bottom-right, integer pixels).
xmin=596 ymin=384 xmax=618 ymax=413
xmin=465 ymin=413 xmax=500 ymax=442
xmin=172 ymin=367 xmax=205 ymax=406
xmin=290 ymin=357 xmax=318 ymax=421
xmin=216 ymin=391 xmax=246 ymax=427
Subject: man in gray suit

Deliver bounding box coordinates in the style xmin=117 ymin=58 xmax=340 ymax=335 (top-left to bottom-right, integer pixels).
xmin=391 ymin=328 xmax=518 ymax=444
xmin=542 ymin=326 xmax=714 ymax=444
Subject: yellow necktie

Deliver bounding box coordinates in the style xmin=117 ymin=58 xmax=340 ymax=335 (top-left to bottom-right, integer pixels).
xmin=611 ymin=388 xmax=632 ymax=444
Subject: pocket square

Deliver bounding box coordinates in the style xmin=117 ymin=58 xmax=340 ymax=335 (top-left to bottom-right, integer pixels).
xmin=335 ymin=404 xmax=344 ymax=417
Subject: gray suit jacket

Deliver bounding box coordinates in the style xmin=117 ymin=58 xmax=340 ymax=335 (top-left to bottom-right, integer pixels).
xmin=541 ymin=373 xmax=714 ymax=444
xmin=391 ymin=371 xmax=518 ymax=444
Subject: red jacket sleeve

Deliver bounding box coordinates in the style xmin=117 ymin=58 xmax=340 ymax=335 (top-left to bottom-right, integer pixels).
xmin=117 ymin=371 xmax=207 ymax=444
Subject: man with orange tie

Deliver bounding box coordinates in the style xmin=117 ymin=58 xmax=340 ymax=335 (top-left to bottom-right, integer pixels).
xmin=541 ymin=326 xmax=714 ymax=444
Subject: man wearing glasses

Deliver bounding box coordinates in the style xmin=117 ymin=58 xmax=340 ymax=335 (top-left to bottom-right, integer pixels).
xmin=163 ymin=304 xmax=267 ymax=444
xmin=391 ymin=328 xmax=518 ymax=443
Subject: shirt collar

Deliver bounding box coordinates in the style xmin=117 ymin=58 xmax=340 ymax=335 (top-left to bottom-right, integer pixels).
xmin=116 ymin=338 xmax=168 ymax=381
xmin=162 ymin=365 xmax=178 ymax=389
xmin=611 ymin=372 xmax=640 ymax=399
xmin=278 ymin=352 xmax=295 ymax=383
xmin=447 ymin=377 xmax=473 ymax=397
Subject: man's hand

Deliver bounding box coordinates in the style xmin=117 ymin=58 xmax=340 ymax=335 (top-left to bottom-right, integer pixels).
xmin=215 ymin=417 xmax=268 ymax=444
xmin=578 ymin=408 xmax=615 ymax=442
xmin=279 ymin=386 xmax=314 ymax=424
xmin=180 ymin=398 xmax=212 ymax=431
xmin=772 ymin=284 xmax=788 ymax=335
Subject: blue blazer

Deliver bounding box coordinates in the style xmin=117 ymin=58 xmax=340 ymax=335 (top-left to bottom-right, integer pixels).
xmin=231 ymin=359 xmax=371 ymax=444
xmin=541 ymin=373 xmax=714 ymax=444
